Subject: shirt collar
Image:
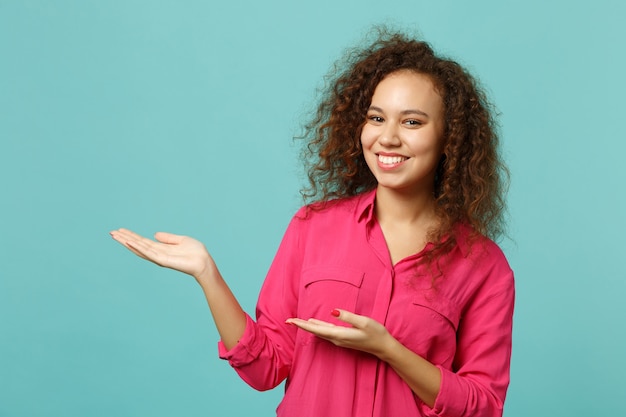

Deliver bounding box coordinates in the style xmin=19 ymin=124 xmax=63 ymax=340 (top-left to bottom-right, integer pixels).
xmin=354 ymin=188 xmax=471 ymax=258
xmin=355 ymin=188 xmax=377 ymax=224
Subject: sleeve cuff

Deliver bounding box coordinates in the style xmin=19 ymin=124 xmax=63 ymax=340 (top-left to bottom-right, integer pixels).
xmin=217 ymin=314 xmax=266 ymax=367
xmin=418 ymin=365 xmax=467 ymax=417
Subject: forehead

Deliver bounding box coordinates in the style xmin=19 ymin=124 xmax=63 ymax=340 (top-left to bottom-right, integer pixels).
xmin=371 ymin=70 xmax=443 ymax=111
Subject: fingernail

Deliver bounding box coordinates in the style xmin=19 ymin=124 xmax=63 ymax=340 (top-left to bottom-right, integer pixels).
xmin=331 ymin=309 xmax=340 ymax=317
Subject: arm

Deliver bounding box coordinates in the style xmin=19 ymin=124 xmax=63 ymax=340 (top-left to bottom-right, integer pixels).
xmin=433 ymin=280 xmax=515 ymax=417
xmin=217 ymin=214 xmax=302 ymax=390
xmin=109 ymin=228 xmax=246 ymax=350
xmin=111 ymin=214 xmax=304 ymax=391
xmin=286 ymin=310 xmax=441 ymax=407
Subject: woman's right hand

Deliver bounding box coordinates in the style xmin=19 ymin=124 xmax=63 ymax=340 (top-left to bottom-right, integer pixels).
xmin=110 ymin=228 xmax=215 ymax=285
xmin=111 ymin=228 xmax=248 ymax=349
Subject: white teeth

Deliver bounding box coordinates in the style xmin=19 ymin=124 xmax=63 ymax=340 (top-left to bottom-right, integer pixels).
xmin=378 ymin=155 xmax=407 ymax=164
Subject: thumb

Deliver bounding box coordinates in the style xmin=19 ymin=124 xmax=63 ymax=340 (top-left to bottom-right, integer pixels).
xmin=331 ymin=309 xmax=365 ymax=327
xmin=154 ymin=231 xmax=185 ymax=244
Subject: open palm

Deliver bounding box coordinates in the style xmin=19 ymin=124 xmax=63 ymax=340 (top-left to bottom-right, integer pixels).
xmin=110 ymin=228 xmax=213 ymax=280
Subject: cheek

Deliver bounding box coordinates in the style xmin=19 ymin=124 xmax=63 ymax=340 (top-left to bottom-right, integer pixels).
xmin=409 ymin=131 xmax=444 ymax=155
xmin=360 ymin=126 xmax=376 ymax=149
xmin=413 ymin=142 xmax=440 ymax=155
xmin=359 ymin=130 xmax=377 ymax=170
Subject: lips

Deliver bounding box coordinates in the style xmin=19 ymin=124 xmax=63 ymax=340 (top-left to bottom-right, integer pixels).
xmin=377 ymin=154 xmax=408 ymax=165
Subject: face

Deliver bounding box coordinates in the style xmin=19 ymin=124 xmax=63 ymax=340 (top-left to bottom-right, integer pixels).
xmin=360 ymin=70 xmax=445 ymax=196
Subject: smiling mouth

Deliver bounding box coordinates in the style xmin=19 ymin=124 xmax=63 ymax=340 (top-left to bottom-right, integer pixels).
xmin=378 ymin=154 xmax=408 ymax=165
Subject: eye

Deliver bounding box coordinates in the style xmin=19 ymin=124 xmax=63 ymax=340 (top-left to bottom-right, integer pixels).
xmin=404 ymin=119 xmax=423 ymax=127
xmin=367 ymin=114 xmax=384 ymax=124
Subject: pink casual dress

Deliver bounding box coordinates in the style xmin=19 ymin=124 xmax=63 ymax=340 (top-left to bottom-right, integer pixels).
xmin=219 ymin=189 xmax=514 ymax=417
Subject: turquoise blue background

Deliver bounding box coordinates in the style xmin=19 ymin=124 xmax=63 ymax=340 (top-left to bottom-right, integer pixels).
xmin=1 ymin=1 xmax=625 ymax=416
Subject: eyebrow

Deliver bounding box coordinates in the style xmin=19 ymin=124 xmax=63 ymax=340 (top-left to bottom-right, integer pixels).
xmin=367 ymin=106 xmax=429 ymax=118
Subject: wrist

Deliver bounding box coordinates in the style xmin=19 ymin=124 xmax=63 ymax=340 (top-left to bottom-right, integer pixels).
xmin=193 ymin=258 xmax=219 ymax=288
xmin=376 ymin=332 xmax=401 ymax=363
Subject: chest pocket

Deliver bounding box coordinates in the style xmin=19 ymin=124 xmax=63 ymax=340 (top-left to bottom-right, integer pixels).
xmin=406 ymin=294 xmax=460 ymax=362
xmin=299 ymin=266 xmax=364 ymax=321
xmin=411 ymin=295 xmax=460 ymax=331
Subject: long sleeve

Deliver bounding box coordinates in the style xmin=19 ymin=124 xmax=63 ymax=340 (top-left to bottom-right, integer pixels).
xmin=426 ymin=268 xmax=515 ymax=417
xmin=217 ymin=211 xmax=305 ymax=391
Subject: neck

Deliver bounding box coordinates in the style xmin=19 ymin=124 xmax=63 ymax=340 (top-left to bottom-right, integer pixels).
xmin=374 ymin=185 xmax=437 ymax=226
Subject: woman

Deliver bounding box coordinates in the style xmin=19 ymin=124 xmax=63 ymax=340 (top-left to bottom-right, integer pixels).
xmin=111 ymin=29 xmax=514 ymax=417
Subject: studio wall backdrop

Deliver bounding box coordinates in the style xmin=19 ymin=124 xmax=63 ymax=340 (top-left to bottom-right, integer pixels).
xmin=1 ymin=1 xmax=625 ymax=416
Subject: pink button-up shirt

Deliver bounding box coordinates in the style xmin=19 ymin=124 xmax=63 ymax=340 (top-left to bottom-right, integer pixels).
xmin=219 ymin=189 xmax=514 ymax=417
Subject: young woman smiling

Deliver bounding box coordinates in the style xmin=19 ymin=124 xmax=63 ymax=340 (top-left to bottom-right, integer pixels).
xmin=111 ymin=29 xmax=513 ymax=417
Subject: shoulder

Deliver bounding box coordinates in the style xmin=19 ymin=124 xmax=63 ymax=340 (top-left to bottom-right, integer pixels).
xmin=293 ymin=193 xmax=366 ymax=223
xmin=277 ymin=194 xmax=367 ymax=259
xmin=453 ymin=224 xmax=514 ymax=289
xmin=456 ymin=224 xmax=509 ymax=262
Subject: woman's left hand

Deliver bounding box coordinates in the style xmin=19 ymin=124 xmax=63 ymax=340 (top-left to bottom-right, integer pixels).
xmin=286 ymin=309 xmax=394 ymax=359
xmin=288 ymin=309 xmax=441 ymax=407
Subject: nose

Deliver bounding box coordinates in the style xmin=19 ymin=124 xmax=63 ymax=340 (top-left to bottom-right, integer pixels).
xmin=379 ymin=122 xmax=401 ymax=147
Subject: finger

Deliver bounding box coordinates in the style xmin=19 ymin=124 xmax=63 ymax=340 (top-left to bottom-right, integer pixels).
xmin=110 ymin=230 xmax=152 ymax=261
xmin=286 ymin=318 xmax=343 ymax=339
xmin=125 ymin=236 xmax=166 ymax=261
xmin=113 ymin=228 xmax=145 ymax=241
xmin=110 ymin=229 xmax=141 ymax=249
xmin=290 ymin=323 xmax=329 ymax=338
xmin=110 ymin=229 xmax=146 ymax=247
xmin=306 ymin=318 xmax=335 ymax=328
xmin=285 ymin=318 xmax=310 ymax=332
xmin=154 ymin=231 xmax=185 ymax=245
xmin=115 ymin=229 xmax=162 ymax=250
xmin=285 ymin=318 xmax=325 ymax=331
xmin=125 ymin=238 xmax=155 ymax=256
xmin=285 ymin=318 xmax=307 ymax=326
xmin=122 ymin=242 xmax=151 ymax=261
xmin=332 ymin=309 xmax=369 ymax=329
xmin=286 ymin=317 xmax=336 ymax=328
